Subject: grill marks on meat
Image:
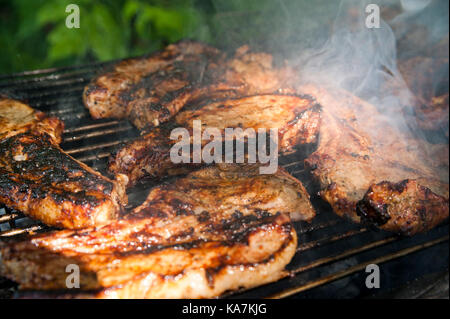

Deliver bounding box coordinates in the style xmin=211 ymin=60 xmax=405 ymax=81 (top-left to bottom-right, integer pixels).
xmin=0 ymin=214 xmax=297 ymax=298
xmin=108 ymin=125 xmax=188 ymax=187
xmin=125 ymin=55 xmax=227 ymax=130
xmin=0 ymin=98 xmax=127 ymax=229
xmin=300 ymin=85 xmax=448 ymax=235
xmin=0 ymin=165 xmax=310 ymax=298
xmin=131 ymin=164 xmax=315 ymax=222
xmin=83 ymin=42 xmax=296 ymax=131
xmin=108 ymin=94 xmax=321 ymax=187
xmin=175 ymin=94 xmax=320 ymax=150
xmin=83 ymin=40 xmax=225 ymax=127
xmin=0 ymin=134 xmax=127 ymax=229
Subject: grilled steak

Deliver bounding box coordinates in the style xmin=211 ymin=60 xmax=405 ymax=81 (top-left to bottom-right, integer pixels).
xmin=127 ymin=45 xmax=296 ymax=130
xmin=84 ymin=42 xmax=295 ymax=131
xmin=357 ymin=179 xmax=449 ymax=235
xmin=0 ymin=98 xmax=63 ymax=142
xmin=300 ymin=85 xmax=449 ymax=235
xmin=83 ymin=40 xmax=225 ymax=126
xmin=0 ymin=98 xmax=128 ymax=229
xmin=0 ymin=164 xmax=313 ymax=298
xmin=108 ymin=94 xmax=321 ymax=187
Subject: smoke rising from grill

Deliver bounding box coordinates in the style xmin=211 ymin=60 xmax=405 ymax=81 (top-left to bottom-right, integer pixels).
xmin=212 ymin=0 xmax=448 ymax=140
xmin=211 ymin=0 xmax=448 ymax=183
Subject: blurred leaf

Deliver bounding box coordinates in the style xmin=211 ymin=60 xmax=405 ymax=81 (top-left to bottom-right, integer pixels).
xmin=37 ymin=1 xmax=67 ymax=26
xmin=0 ymin=0 xmax=214 ymax=74
xmin=88 ymin=4 xmax=128 ymax=60
xmin=123 ymin=0 xmax=140 ymax=22
xmin=47 ymin=24 xmax=88 ymax=61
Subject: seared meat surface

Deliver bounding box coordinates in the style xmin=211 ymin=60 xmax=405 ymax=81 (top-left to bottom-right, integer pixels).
xmin=0 ymin=98 xmax=127 ymax=229
xmin=300 ymin=85 xmax=448 ymax=235
xmin=108 ymin=94 xmax=321 ymax=187
xmin=0 ymin=164 xmax=313 ymax=298
xmin=357 ymin=179 xmax=449 ymax=235
xmin=0 ymin=98 xmax=63 ymax=143
xmin=83 ymin=40 xmax=224 ymax=127
xmin=128 ymin=46 xmax=296 ymax=131
xmin=84 ymin=42 xmax=295 ymax=131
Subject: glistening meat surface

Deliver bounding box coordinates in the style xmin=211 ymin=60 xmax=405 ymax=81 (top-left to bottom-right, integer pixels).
xmin=0 ymin=164 xmax=313 ymax=298
xmin=108 ymin=94 xmax=321 ymax=187
xmin=0 ymin=98 xmax=128 ymax=229
xmin=83 ymin=40 xmax=224 ymax=127
xmin=84 ymin=41 xmax=295 ymax=131
xmin=300 ymin=85 xmax=448 ymax=235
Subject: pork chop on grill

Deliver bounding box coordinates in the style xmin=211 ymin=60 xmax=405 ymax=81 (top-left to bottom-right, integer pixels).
xmin=108 ymin=94 xmax=321 ymax=187
xmin=300 ymin=85 xmax=449 ymax=235
xmin=0 ymin=164 xmax=313 ymax=298
xmin=0 ymin=98 xmax=128 ymax=229
xmin=84 ymin=41 xmax=295 ymax=131
xmin=126 ymin=45 xmax=296 ymax=131
xmin=0 ymin=97 xmax=63 ymax=142
xmin=83 ymin=40 xmax=225 ymax=126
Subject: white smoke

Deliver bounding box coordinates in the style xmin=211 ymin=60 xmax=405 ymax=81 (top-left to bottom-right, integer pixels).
xmin=292 ymin=0 xmax=414 ymax=128
xmin=211 ymin=0 xmax=448 ymax=142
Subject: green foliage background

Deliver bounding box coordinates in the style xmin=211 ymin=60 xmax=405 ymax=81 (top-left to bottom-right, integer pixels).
xmin=0 ymin=0 xmax=333 ymax=75
xmin=0 ymin=0 xmax=215 ymax=74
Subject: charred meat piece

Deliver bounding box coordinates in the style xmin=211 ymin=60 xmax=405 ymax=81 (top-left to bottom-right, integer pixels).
xmin=301 ymin=85 xmax=449 ymax=235
xmin=175 ymin=93 xmax=320 ymax=150
xmin=0 ymin=164 xmax=312 ymax=298
xmin=0 ymin=98 xmax=127 ymax=229
xmin=127 ymin=45 xmax=296 ymax=131
xmin=108 ymin=94 xmax=321 ymax=187
xmin=128 ymin=163 xmax=316 ymax=223
xmin=83 ymin=40 xmax=224 ymax=126
xmin=357 ymin=180 xmax=449 ymax=235
xmin=0 ymin=98 xmax=63 ymax=143
xmin=84 ymin=41 xmax=295 ymax=131
xmin=108 ymin=125 xmax=193 ymax=187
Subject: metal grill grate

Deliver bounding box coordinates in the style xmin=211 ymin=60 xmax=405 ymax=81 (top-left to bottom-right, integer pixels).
xmin=0 ymin=62 xmax=448 ymax=299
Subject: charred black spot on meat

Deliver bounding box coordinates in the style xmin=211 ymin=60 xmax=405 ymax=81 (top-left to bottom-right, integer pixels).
xmin=197 ymin=211 xmax=210 ymax=222
xmin=287 ymin=102 xmax=321 ymax=127
xmin=170 ymin=198 xmax=193 ymax=216
xmin=383 ymin=179 xmax=410 ymax=193
xmin=254 ymin=209 xmax=273 ymax=218
xmin=356 ymin=199 xmax=391 ymax=226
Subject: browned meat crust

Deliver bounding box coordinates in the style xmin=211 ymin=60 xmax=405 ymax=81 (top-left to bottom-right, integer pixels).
xmin=175 ymin=94 xmax=320 ymax=150
xmin=83 ymin=40 xmax=224 ymax=126
xmin=0 ymin=164 xmax=310 ymax=298
xmin=356 ymin=179 xmax=449 ymax=235
xmin=108 ymin=94 xmax=321 ymax=187
xmin=0 ymin=98 xmax=63 ymax=143
xmin=300 ymin=85 xmax=448 ymax=235
xmin=0 ymin=98 xmax=127 ymax=229
xmin=84 ymin=42 xmax=295 ymax=131
xmin=107 ymin=125 xmax=191 ymax=187
xmin=129 ymin=45 xmax=296 ymax=131
xmin=129 ymin=163 xmax=315 ymax=222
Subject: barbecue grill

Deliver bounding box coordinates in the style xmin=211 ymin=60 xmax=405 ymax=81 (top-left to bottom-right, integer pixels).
xmin=0 ymin=62 xmax=448 ymax=299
